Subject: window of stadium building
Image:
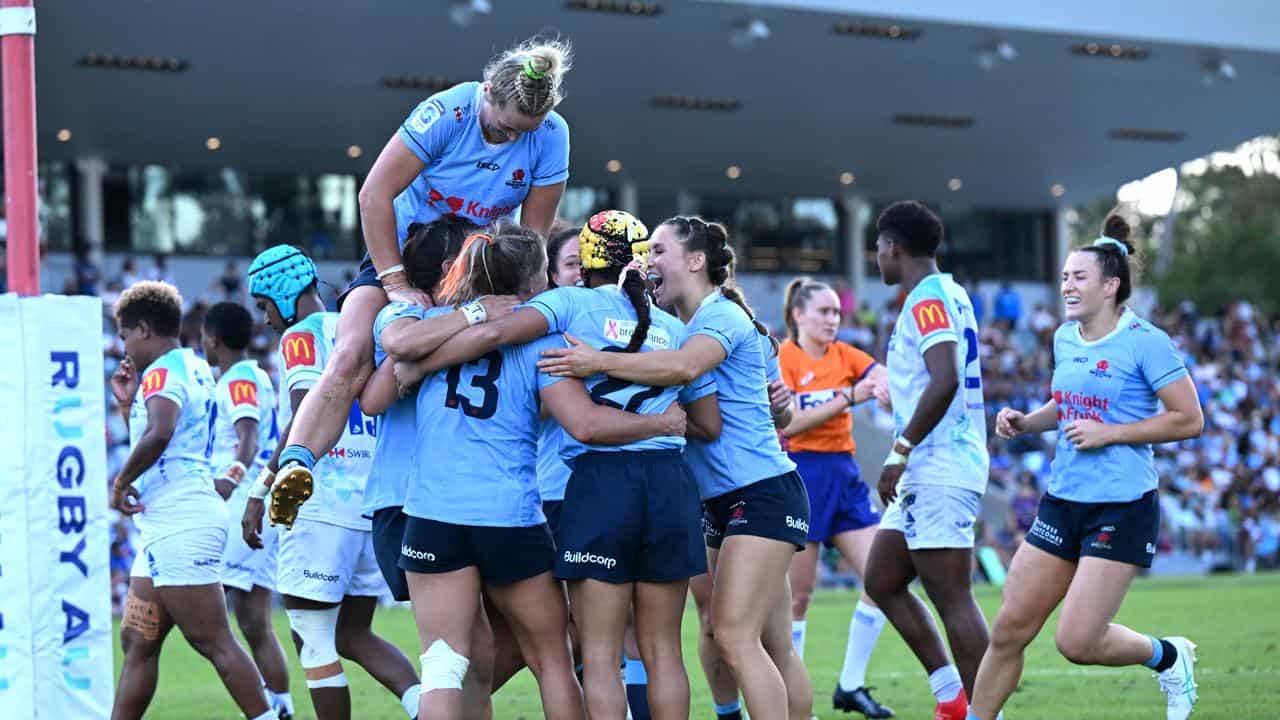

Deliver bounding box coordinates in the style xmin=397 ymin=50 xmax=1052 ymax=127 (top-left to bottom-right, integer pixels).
xmin=29 ymin=162 xmax=75 ymax=252
xmin=698 ymin=196 xmax=846 ymax=274
xmin=114 ymin=165 xmax=362 ymax=259
xmin=862 ymin=206 xmax=1055 ymax=281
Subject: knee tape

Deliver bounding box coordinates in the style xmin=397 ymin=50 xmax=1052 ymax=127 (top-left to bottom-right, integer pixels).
xmin=286 ymin=607 xmax=341 ymax=670
xmin=419 ymin=639 xmax=469 ymax=692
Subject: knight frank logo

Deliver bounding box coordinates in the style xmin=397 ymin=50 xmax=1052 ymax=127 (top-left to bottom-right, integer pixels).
xmin=281 ymin=333 xmax=316 ymax=370
xmin=911 ymin=299 xmax=951 ymax=335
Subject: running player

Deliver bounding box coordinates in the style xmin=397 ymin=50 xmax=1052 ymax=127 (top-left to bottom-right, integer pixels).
xmin=537 ymin=216 xmax=814 ymax=720
xmin=391 ymin=225 xmax=688 ymax=720
xmin=239 ymin=246 xmax=421 ymax=720
xmin=201 ymin=301 xmax=294 ymax=719
xmin=777 ymin=278 xmax=894 ymax=718
xmin=968 ymin=215 xmax=1203 ymax=720
xmin=861 ymin=201 xmax=990 ymax=720
xmin=270 ymin=37 xmax=574 ymax=522
xmin=110 ymin=282 xmax=274 ymax=720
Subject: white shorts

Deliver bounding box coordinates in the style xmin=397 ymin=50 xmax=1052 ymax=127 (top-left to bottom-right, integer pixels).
xmin=276 ymin=517 xmax=387 ymax=603
xmin=222 ymin=492 xmax=279 ymax=592
xmin=879 ymin=485 xmax=981 ymax=550
xmin=129 ymin=526 xmax=228 ymax=587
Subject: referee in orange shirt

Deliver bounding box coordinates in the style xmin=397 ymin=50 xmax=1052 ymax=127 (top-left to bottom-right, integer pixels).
xmin=778 ymin=278 xmax=894 ymax=718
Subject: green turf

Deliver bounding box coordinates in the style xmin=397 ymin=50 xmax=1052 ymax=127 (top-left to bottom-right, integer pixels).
xmin=115 ymin=573 xmax=1280 ymax=719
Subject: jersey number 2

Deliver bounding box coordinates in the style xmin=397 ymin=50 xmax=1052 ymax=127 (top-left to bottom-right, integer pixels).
xmin=963 ymin=328 xmax=982 ymax=390
xmin=588 ymin=347 xmax=663 ymax=413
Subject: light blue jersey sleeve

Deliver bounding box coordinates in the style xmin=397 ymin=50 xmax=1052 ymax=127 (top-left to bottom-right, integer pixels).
xmin=689 ymin=299 xmax=754 ymax=359
xmin=396 ymin=84 xmax=472 ymax=166
xmin=679 ymin=372 xmax=717 ymax=404
xmin=1135 ymin=326 xmax=1188 ymax=392
xmin=222 ymin=362 xmax=263 ymax=425
xmin=373 ymin=302 xmax=433 ymax=366
xmin=524 ymin=287 xmax=579 ymax=334
xmin=531 ymin=112 xmax=571 ymax=186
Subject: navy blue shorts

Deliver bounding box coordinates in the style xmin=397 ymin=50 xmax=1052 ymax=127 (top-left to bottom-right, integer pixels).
xmin=336 ymin=254 xmax=380 ymax=311
xmin=543 ymin=500 xmax=565 ymax=544
xmin=703 ymin=471 xmax=810 ymax=551
xmin=398 ymin=516 xmax=556 ymax=586
xmin=1025 ymin=490 xmax=1160 ymax=569
xmin=789 ymin=451 xmax=880 ymax=545
xmin=555 ymin=450 xmax=707 ymax=584
xmin=370 ymin=506 xmax=410 ymax=602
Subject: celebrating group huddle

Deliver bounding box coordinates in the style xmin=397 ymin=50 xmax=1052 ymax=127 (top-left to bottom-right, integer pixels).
xmin=109 ymin=35 xmax=1205 ymax=720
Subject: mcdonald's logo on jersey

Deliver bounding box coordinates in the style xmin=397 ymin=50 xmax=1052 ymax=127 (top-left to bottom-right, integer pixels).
xmin=911 ymin=299 xmax=951 ymax=335
xmin=281 ymin=332 xmax=317 ymax=370
xmin=140 ymin=368 xmax=168 ymax=400
xmin=229 ymin=379 xmax=259 ymax=407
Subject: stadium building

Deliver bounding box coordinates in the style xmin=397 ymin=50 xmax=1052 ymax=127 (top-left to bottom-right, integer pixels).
xmin=25 ymin=0 xmax=1280 ymax=328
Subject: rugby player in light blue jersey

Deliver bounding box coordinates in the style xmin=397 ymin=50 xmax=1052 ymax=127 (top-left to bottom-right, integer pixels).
xmin=969 ymin=214 xmax=1203 ymax=720
xmin=387 ymin=225 xmax=686 ymax=720
xmin=110 ymin=282 xmax=274 ymax=720
xmin=201 ymin=301 xmax=294 ymax=719
xmin=537 ymin=216 xmax=813 ymax=720
xmin=863 ymin=201 xmax=990 ymax=720
xmin=353 ymin=217 xmax=484 ymax=604
xmin=272 ymin=37 xmax=574 ymax=529
xmin=241 ymin=246 xmax=422 ymax=720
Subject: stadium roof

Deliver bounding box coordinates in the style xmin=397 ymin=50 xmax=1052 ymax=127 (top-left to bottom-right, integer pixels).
xmin=27 ymin=0 xmax=1280 ymax=208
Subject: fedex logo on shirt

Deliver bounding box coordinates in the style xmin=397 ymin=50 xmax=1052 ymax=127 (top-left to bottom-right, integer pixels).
xmin=228 ymin=379 xmax=258 ymax=407
xmin=797 ymin=390 xmax=839 ymax=411
xmin=140 ymin=368 xmax=168 ymax=400
xmin=911 ymin=299 xmax=951 ymax=335
xmin=281 ymin=333 xmax=317 ymax=370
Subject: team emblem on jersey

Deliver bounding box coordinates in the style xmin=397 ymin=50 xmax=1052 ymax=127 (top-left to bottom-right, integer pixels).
xmin=281 ymin=332 xmax=317 ymax=370
xmin=911 ymin=299 xmax=951 ymax=335
xmin=140 ymin=368 xmax=168 ymax=400
xmin=229 ymin=379 xmax=259 ymax=407
xmin=505 ymin=168 xmax=528 ymax=189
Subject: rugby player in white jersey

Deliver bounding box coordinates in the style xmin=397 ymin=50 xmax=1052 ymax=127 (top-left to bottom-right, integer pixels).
xmin=862 ymin=202 xmax=992 ymax=720
xmin=110 ymin=282 xmax=274 ymax=720
xmin=202 ymin=301 xmax=295 ymax=719
xmin=240 ymin=246 xmax=422 ymax=720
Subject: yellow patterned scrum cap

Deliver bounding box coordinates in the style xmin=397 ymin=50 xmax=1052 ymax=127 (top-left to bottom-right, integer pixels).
xmin=579 ymin=210 xmax=650 ymax=271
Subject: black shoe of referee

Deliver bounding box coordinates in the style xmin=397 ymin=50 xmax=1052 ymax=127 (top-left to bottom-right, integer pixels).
xmin=833 ymin=685 xmax=894 ymax=718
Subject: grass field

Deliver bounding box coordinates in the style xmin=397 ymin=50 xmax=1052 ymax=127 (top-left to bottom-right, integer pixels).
xmin=115 ymin=573 xmax=1280 ymax=719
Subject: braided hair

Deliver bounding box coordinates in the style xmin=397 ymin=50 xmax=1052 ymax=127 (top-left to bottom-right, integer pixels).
xmin=483 ymin=37 xmax=573 ymax=117
xmin=579 ymin=210 xmax=651 ymax=353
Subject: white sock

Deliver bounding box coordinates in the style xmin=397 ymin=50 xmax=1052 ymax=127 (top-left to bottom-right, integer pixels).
xmin=929 ymin=664 xmax=963 ymax=703
xmin=838 ymin=600 xmax=886 ymax=691
xmin=791 ymin=619 xmax=807 ymax=659
xmin=249 ymin=711 xmax=276 ymax=720
xmin=401 ymin=683 xmax=421 ymax=718
xmin=270 ymin=689 xmax=294 ymax=715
